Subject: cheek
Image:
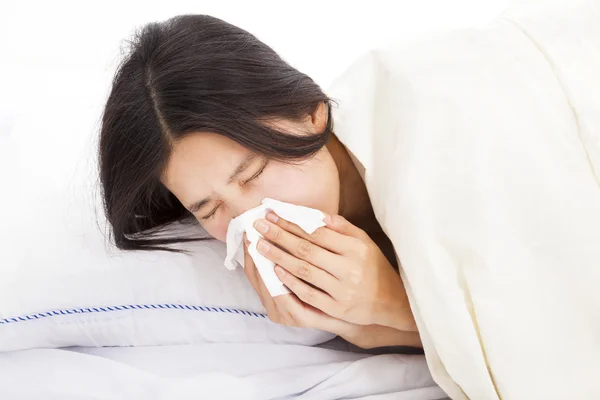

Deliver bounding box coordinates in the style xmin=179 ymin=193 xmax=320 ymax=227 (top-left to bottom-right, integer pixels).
xmin=260 ymin=164 xmax=339 ymax=214
xmin=266 ymin=172 xmax=312 ymax=200
xmin=197 ymin=218 xmax=228 ymax=243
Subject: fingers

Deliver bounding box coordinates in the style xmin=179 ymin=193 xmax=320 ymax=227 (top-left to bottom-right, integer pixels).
xmin=274 ymin=294 xmax=356 ymax=335
xmin=250 ymin=261 xmax=354 ymax=337
xmin=263 ymin=212 xmax=356 ymax=255
xmin=274 ymin=265 xmax=339 ymax=316
xmin=243 ymin=236 xmax=284 ymax=323
xmin=254 ymin=266 xmax=294 ymax=324
xmin=255 ymin=236 xmax=339 ymax=296
xmin=323 ymin=214 xmax=370 ymax=241
xmin=245 ymin=232 xmax=351 ymax=336
xmin=253 ymin=217 xmax=341 ymax=276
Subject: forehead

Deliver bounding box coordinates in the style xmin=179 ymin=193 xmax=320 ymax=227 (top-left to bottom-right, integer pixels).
xmin=161 ymin=132 xmax=250 ymax=193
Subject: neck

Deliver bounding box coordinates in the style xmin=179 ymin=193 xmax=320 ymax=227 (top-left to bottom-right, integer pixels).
xmin=326 ymin=133 xmax=381 ymax=234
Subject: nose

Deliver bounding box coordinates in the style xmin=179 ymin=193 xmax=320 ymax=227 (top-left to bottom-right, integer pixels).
xmin=219 ymin=195 xmax=263 ymax=242
xmin=228 ymin=195 xmax=262 ymax=220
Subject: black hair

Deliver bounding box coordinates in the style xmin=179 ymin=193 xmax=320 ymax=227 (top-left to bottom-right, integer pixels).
xmin=99 ymin=14 xmax=335 ymax=252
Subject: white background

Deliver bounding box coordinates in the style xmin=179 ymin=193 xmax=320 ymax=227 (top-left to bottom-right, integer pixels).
xmin=1 ymin=0 xmax=508 ymax=134
xmin=0 ymin=0 xmax=507 ymax=256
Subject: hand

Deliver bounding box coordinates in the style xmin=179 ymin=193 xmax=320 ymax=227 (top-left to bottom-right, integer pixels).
xmin=252 ymin=213 xmax=417 ymax=332
xmin=243 ymin=235 xmax=420 ymax=349
xmin=242 ymin=234 xmax=352 ymax=333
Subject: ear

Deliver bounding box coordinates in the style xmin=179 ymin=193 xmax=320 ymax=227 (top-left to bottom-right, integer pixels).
xmin=310 ymin=101 xmax=329 ymax=133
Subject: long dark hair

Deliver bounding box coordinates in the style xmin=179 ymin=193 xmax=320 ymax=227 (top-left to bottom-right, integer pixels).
xmin=99 ymin=14 xmax=335 ymax=253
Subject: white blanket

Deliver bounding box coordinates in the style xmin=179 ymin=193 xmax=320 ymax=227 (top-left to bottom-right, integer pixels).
xmin=328 ymin=1 xmax=600 ymax=399
xmin=0 ymin=342 xmax=445 ymax=400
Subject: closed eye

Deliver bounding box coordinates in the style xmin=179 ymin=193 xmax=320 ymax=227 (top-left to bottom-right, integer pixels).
xmin=200 ymin=161 xmax=268 ymax=221
xmin=242 ymin=159 xmax=268 ymax=185
xmin=200 ymin=203 xmax=220 ymax=220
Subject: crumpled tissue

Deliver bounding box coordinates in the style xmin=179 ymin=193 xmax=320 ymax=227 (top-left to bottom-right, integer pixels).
xmin=224 ymin=198 xmax=326 ymax=297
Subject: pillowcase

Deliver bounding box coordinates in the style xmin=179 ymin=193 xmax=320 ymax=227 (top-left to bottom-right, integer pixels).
xmin=0 ymin=66 xmax=333 ymax=352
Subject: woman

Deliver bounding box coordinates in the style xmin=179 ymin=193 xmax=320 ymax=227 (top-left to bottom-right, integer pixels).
xmin=99 ymin=14 xmax=419 ymax=349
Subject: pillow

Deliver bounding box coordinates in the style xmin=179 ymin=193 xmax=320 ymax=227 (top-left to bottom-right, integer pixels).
xmin=0 ymin=66 xmax=334 ymax=352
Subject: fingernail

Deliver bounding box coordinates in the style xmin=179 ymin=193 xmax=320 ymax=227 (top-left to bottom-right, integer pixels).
xmin=257 ymin=239 xmax=270 ymax=252
xmin=266 ymin=212 xmax=278 ymax=223
xmin=324 ymin=213 xmax=332 ymax=225
xmin=275 ymin=265 xmax=286 ymax=277
xmin=254 ymin=219 xmax=269 ymax=233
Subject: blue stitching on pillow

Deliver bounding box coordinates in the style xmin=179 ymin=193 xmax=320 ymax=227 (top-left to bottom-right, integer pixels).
xmin=0 ymin=304 xmax=267 ymax=325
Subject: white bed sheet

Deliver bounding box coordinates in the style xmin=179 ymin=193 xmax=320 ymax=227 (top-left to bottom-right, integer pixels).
xmin=0 ymin=341 xmax=446 ymax=399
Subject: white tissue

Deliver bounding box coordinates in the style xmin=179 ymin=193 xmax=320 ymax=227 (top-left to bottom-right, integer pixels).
xmin=224 ymin=198 xmax=327 ymax=297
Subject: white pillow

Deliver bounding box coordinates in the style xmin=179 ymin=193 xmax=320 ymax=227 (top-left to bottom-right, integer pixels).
xmin=0 ymin=66 xmax=334 ymax=352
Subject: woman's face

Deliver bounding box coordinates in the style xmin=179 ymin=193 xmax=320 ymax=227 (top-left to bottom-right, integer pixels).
xmin=161 ymin=106 xmax=340 ymax=242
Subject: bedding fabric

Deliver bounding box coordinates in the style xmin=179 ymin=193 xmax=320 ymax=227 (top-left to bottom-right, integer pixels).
xmin=0 ymin=231 xmax=334 ymax=351
xmin=327 ymin=1 xmax=600 ymax=399
xmin=0 ymin=343 xmax=446 ymax=400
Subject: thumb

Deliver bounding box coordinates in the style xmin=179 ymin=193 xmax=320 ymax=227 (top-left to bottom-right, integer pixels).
xmin=324 ymin=214 xmax=368 ymax=239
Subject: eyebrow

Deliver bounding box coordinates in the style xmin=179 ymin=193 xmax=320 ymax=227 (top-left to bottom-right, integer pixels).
xmin=187 ymin=153 xmax=258 ymax=214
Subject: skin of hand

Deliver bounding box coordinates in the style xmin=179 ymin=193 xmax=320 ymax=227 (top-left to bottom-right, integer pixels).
xmin=252 ymin=211 xmax=417 ymax=332
xmin=242 ymin=214 xmax=421 ymax=349
xmin=243 ymin=236 xmax=421 ymax=349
